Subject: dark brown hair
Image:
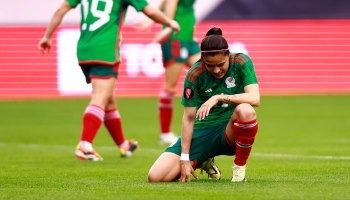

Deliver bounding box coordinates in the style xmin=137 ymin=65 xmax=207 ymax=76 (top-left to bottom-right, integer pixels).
xmin=200 ymin=27 xmax=230 ymax=56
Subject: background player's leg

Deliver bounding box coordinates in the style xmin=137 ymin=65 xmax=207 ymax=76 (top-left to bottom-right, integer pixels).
xmin=104 ymin=95 xmax=138 ymax=158
xmin=76 ymin=78 xmax=115 ymax=161
xmin=104 ymin=96 xmax=125 ymax=146
xmin=159 ymin=62 xmax=184 ymax=144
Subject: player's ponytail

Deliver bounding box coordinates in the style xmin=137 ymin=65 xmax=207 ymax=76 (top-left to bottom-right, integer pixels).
xmin=205 ymin=27 xmax=223 ymax=36
xmin=200 ymin=27 xmax=229 ymax=56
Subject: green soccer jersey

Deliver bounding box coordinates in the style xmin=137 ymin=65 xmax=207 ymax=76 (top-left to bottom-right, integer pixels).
xmin=181 ymin=53 xmax=258 ymax=128
xmin=165 ymin=0 xmax=196 ymax=41
xmin=66 ymin=0 xmax=148 ymax=65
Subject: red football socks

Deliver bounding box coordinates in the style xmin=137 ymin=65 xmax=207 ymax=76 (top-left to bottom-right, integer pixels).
xmin=233 ymin=119 xmax=259 ymax=166
xmin=104 ymin=109 xmax=126 ymax=146
xmin=80 ymin=105 xmax=105 ymax=143
xmin=159 ymin=90 xmax=174 ymax=134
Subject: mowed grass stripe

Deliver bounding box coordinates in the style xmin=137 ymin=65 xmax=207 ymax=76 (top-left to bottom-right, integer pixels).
xmin=1 ymin=142 xmax=350 ymax=160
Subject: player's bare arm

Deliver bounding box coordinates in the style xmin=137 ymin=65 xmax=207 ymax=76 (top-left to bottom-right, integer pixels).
xmin=142 ymin=5 xmax=180 ymax=32
xmin=195 ymin=96 xmax=220 ymax=120
xmin=164 ymin=0 xmax=179 ymax=19
xmin=180 ymin=107 xmax=197 ymax=182
xmin=38 ymin=1 xmax=72 ymax=54
xmin=219 ymin=84 xmax=260 ymax=106
xmin=154 ymin=0 xmax=179 ymax=43
xmin=196 ymin=84 xmax=260 ymax=120
xmin=133 ymin=0 xmax=168 ymax=31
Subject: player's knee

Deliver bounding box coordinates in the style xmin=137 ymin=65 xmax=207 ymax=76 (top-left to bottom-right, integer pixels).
xmin=147 ymin=171 xmax=162 ymax=183
xmin=91 ymin=93 xmax=113 ymax=108
xmin=105 ymin=97 xmax=116 ymax=108
xmin=234 ymin=103 xmax=256 ymax=121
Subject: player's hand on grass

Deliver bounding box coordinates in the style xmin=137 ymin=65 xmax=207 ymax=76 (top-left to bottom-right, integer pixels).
xmin=38 ymin=37 xmax=51 ymax=54
xmin=180 ymin=160 xmax=198 ymax=182
xmin=196 ymin=95 xmax=220 ymax=120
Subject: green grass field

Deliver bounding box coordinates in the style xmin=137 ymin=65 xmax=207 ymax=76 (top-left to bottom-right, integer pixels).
xmin=1 ymin=96 xmax=349 ymax=200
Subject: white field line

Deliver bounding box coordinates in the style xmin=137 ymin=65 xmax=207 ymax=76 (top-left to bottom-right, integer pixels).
xmin=252 ymin=153 xmax=350 ymax=161
xmin=1 ymin=143 xmax=350 ymax=161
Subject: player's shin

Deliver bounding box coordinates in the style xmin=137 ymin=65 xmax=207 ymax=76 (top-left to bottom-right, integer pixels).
xmin=159 ymin=90 xmax=174 ymax=134
xmin=104 ymin=109 xmax=126 ymax=146
xmin=233 ymin=119 xmax=258 ymax=166
xmin=80 ymin=105 xmax=105 ymax=143
xmin=231 ymin=119 xmax=258 ymax=182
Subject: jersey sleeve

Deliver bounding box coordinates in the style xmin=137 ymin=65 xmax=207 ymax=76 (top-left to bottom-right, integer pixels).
xmin=124 ymin=0 xmax=148 ymax=11
xmin=65 ymin=0 xmax=80 ymax=8
xmin=181 ymin=75 xmax=199 ymax=108
xmin=237 ymin=54 xmax=258 ymax=86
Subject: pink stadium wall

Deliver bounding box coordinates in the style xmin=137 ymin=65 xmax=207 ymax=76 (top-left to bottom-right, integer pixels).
xmin=1 ymin=20 xmax=350 ymax=99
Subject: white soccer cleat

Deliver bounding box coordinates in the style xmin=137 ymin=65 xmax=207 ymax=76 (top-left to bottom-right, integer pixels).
xmin=75 ymin=145 xmax=103 ymax=161
xmin=119 ymin=140 xmax=138 ymax=158
xmin=232 ymin=164 xmax=247 ymax=182
xmin=159 ymin=132 xmax=178 ymax=145
xmin=200 ymin=157 xmax=221 ymax=180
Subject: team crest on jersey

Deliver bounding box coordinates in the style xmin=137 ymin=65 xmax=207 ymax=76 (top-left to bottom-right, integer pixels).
xmin=225 ymin=76 xmax=236 ymax=88
xmin=184 ymin=87 xmax=194 ymax=100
